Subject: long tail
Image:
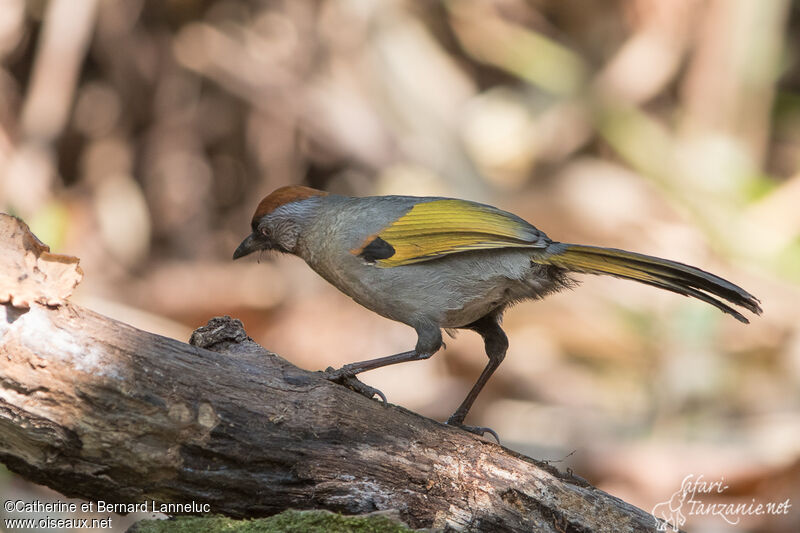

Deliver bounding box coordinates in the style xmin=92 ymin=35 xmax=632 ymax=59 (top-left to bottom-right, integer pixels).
xmin=537 ymin=243 xmax=762 ymax=323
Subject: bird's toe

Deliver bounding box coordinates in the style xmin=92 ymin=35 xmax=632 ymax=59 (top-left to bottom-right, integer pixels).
xmin=322 ymin=368 xmax=387 ymax=403
xmin=445 ymin=419 xmax=500 ymax=443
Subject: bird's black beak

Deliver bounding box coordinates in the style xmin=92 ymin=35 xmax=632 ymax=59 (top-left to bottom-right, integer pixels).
xmin=233 ymin=232 xmax=270 ymax=260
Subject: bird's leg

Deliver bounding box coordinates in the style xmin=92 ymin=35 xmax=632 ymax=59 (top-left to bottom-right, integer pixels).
xmin=446 ymin=315 xmax=508 ymax=442
xmin=325 ymin=349 xmax=420 ymax=378
xmin=323 ymin=326 xmax=442 ymax=404
xmin=322 ymin=350 xmax=419 ymax=402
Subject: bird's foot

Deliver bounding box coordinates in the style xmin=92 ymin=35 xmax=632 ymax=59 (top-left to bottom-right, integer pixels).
xmin=445 ymin=416 xmax=500 ymax=443
xmin=322 ymin=366 xmax=387 ymax=403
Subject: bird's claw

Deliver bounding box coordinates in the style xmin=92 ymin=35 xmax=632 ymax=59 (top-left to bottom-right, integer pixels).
xmin=322 ymin=366 xmax=387 ymax=403
xmin=446 ymin=418 xmax=500 ymax=443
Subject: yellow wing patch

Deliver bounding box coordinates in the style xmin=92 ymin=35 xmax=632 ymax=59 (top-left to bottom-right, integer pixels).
xmin=354 ymin=199 xmax=545 ymax=267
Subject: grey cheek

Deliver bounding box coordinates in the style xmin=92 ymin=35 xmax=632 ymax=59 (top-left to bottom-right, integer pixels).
xmin=267 ymin=219 xmax=297 ymax=251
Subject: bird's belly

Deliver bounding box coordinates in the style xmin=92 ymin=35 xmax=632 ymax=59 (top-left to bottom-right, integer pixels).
xmin=308 ymin=248 xmax=555 ymax=329
xmin=440 ymin=295 xmax=503 ymax=328
xmin=353 ymin=258 xmax=539 ymax=328
xmin=347 ymin=277 xmax=511 ymax=328
xmin=439 ymin=279 xmax=532 ymax=327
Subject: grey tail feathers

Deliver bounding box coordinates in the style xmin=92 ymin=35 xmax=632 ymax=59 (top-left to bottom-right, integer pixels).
xmin=537 ymin=243 xmax=762 ymax=324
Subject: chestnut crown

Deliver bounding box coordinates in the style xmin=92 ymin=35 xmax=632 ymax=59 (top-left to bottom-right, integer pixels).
xmin=250 ymin=186 xmax=329 ymax=229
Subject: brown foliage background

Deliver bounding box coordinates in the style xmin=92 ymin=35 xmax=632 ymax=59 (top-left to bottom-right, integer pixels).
xmin=1 ymin=1 xmax=799 ymax=531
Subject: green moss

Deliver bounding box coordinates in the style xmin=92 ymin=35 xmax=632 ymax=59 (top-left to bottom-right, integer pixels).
xmin=127 ymin=510 xmax=423 ymax=533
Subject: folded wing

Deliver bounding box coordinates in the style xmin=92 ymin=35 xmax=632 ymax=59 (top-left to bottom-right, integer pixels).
xmin=352 ymin=199 xmax=548 ymax=267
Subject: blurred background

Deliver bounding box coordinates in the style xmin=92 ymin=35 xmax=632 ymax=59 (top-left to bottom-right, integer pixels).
xmin=1 ymin=0 xmax=799 ymax=531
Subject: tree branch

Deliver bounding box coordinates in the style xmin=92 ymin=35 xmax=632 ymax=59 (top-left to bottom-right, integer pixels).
xmin=0 ymin=214 xmax=662 ymax=532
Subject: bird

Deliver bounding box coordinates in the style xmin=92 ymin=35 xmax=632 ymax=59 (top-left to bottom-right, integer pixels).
xmin=233 ymin=185 xmax=762 ymax=438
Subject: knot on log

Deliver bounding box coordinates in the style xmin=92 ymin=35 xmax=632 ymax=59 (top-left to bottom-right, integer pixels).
xmin=188 ymin=315 xmax=273 ymax=358
xmin=189 ymin=316 xmax=250 ymax=349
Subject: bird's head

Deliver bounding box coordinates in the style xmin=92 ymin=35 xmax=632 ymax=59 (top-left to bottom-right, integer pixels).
xmin=233 ymin=185 xmax=328 ymax=259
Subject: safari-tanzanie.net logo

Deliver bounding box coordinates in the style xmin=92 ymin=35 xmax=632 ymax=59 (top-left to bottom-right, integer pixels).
xmin=651 ymin=474 xmax=791 ymax=531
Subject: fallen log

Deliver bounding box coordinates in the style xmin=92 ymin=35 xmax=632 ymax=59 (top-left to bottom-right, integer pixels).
xmin=0 ymin=214 xmax=662 ymax=532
